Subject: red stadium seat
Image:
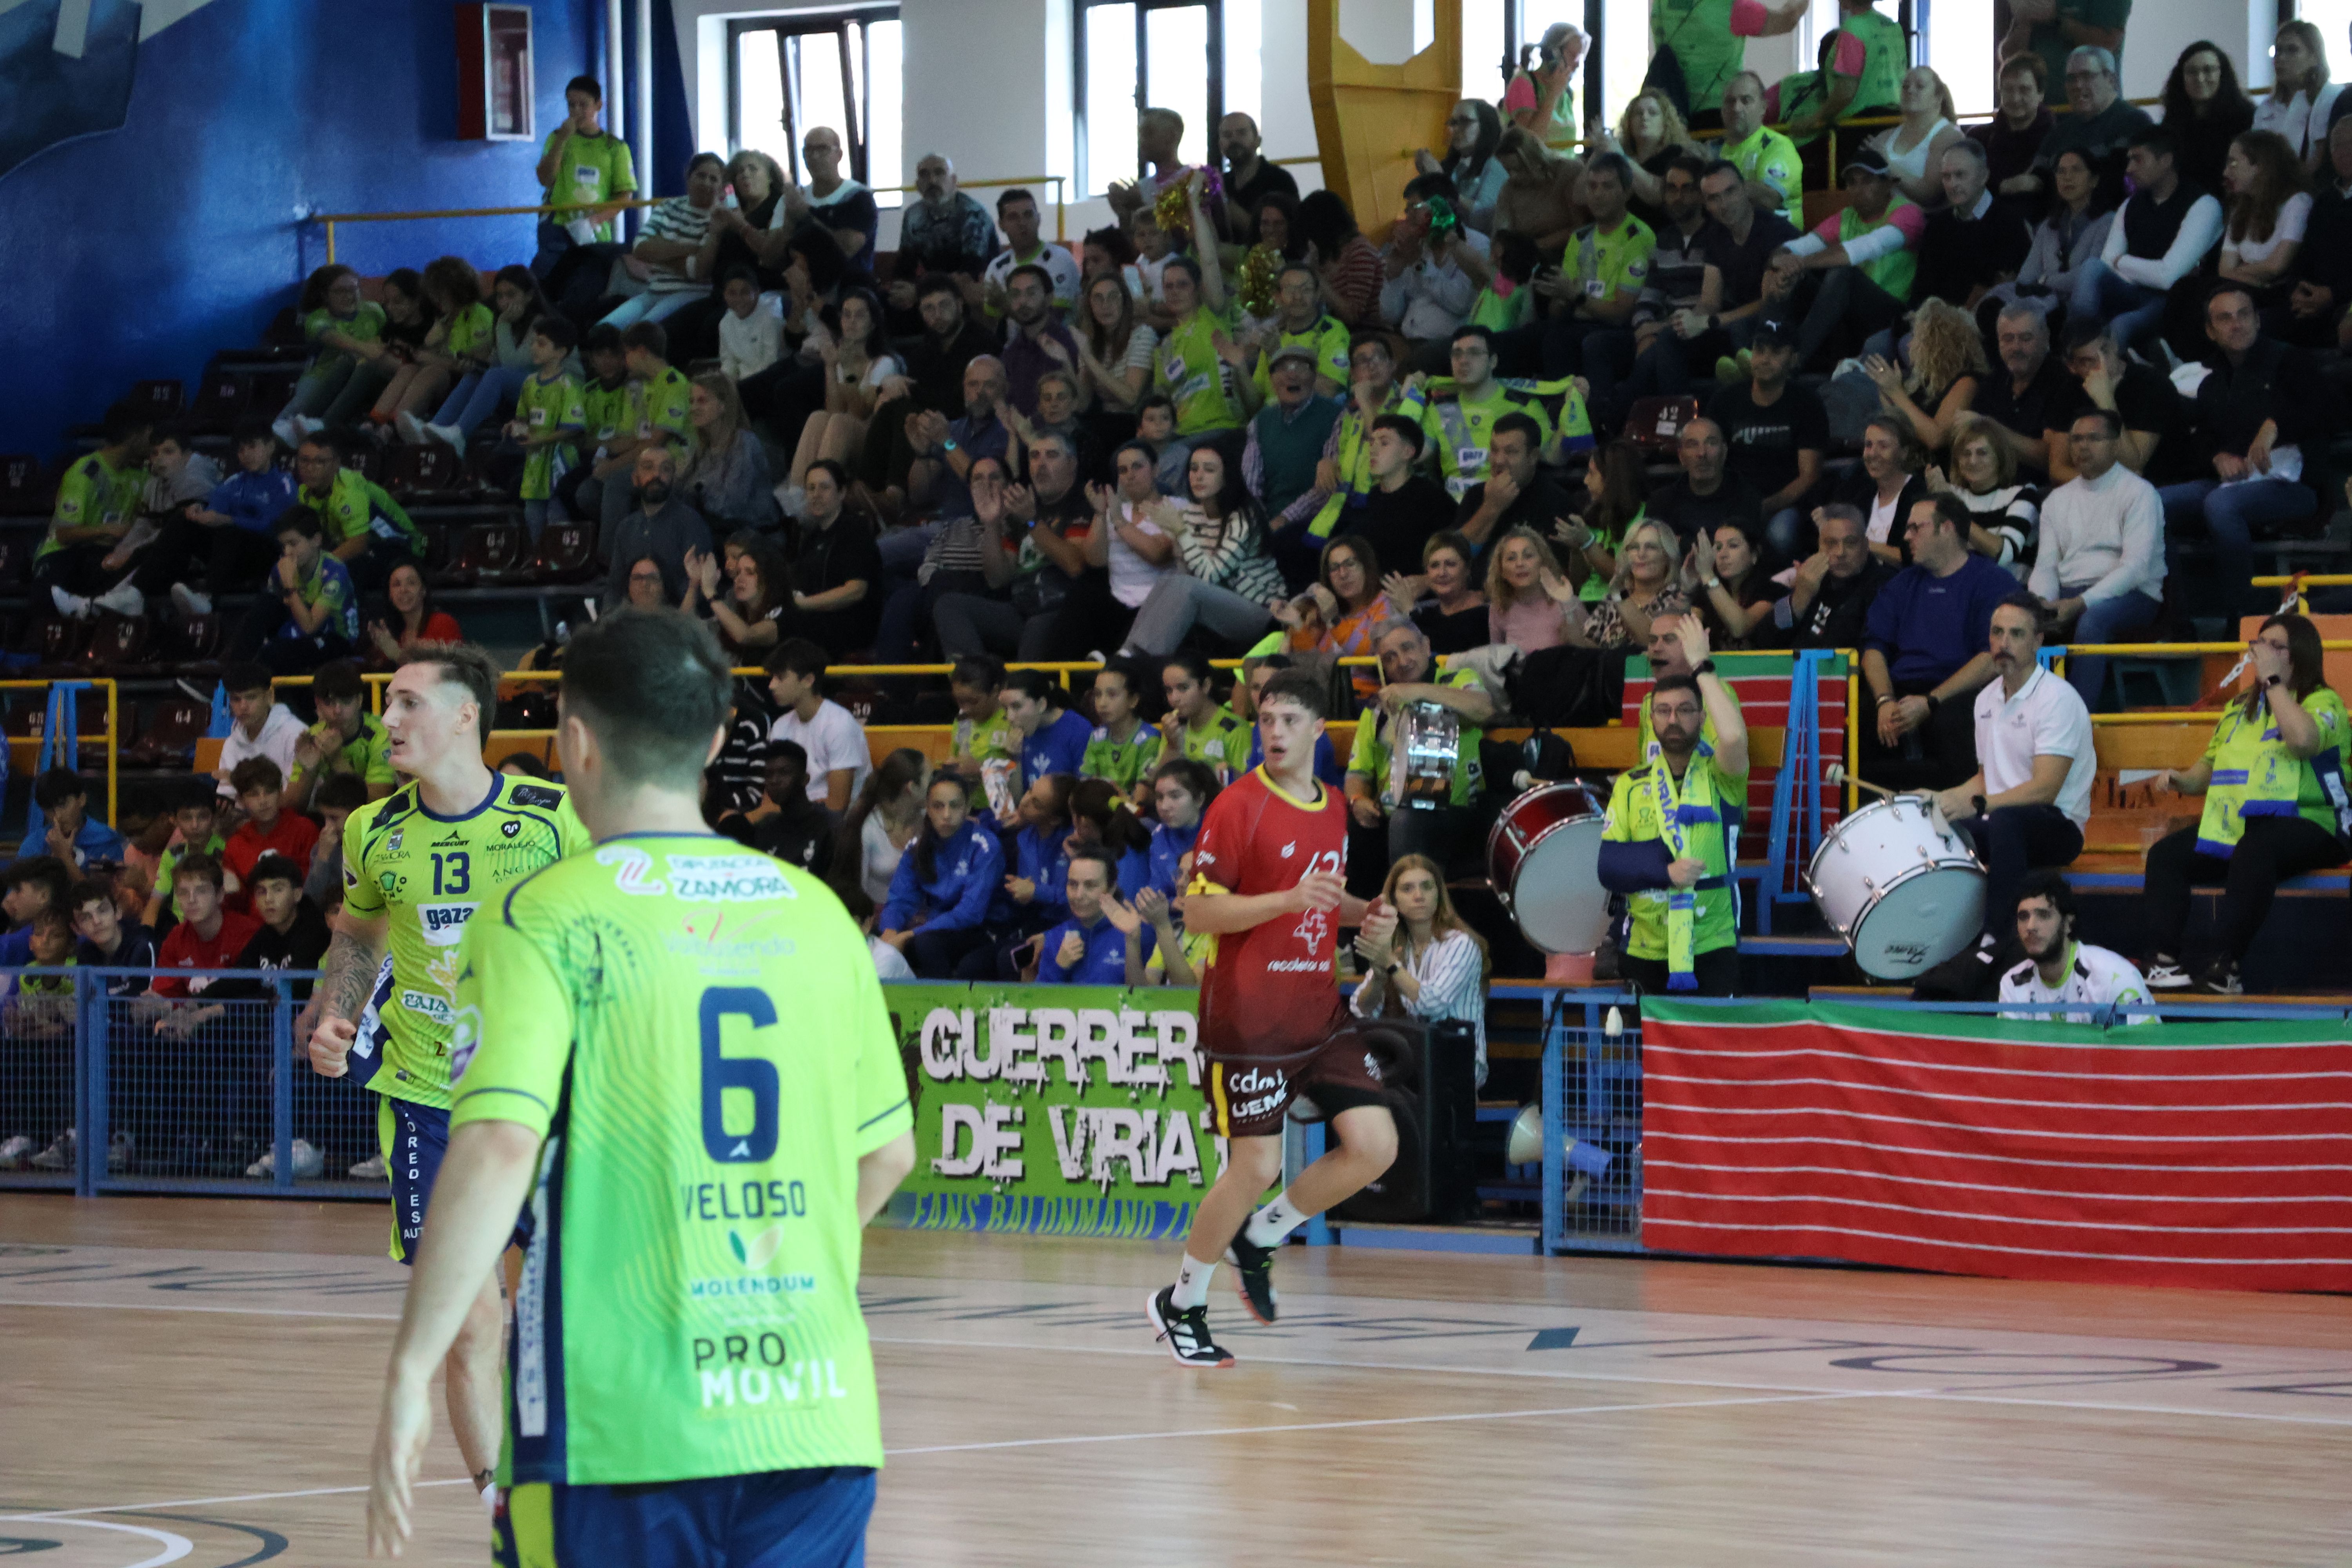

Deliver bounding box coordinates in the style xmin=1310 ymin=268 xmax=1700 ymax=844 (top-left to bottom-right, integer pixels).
xmin=530 ymin=519 xmax=598 ymax=583
xmin=1621 ymin=396 xmax=1701 ymax=459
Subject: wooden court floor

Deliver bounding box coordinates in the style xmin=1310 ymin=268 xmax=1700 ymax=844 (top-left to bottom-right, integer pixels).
xmin=2 ymin=1195 xmax=2348 ymax=1566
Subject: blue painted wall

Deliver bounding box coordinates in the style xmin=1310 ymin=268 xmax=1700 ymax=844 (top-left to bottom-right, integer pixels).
xmin=0 ymin=0 xmax=626 ymax=460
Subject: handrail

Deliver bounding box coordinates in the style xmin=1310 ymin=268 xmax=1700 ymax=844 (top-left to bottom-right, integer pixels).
xmin=2255 ymin=575 xmax=2352 ymax=586
xmin=1 ymin=678 xmax=116 ymax=829
xmin=309 ymin=172 xmax=1075 ymax=262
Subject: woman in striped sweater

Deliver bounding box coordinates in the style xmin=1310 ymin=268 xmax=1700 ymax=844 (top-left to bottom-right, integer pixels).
xmin=1116 ymin=441 xmax=1289 ymax=656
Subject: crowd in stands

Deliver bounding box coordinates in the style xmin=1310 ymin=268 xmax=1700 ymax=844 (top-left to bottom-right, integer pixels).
xmin=11 ymin=20 xmax=2352 ymax=1173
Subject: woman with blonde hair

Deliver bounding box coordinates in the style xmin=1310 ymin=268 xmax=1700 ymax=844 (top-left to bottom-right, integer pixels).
xmin=1588 ymin=87 xmax=1702 ymax=225
xmin=1490 ymin=127 xmax=1584 ymax=255
xmin=679 ymin=372 xmax=777 ymax=533
xmin=2253 ymin=19 xmax=2342 ymax=170
xmin=1860 ymin=298 xmax=1985 ymax=455
xmin=2218 ymin=129 xmax=2312 ymax=310
xmin=1872 ymin=66 xmax=1965 ymax=209
xmin=1926 ymin=412 xmax=2040 ymax=573
xmin=1483 ymin=525 xmax=1589 ymax=652
xmin=1350 ymin=853 xmax=1493 ymax=1086
xmin=1582 ymin=516 xmax=1688 ymax=650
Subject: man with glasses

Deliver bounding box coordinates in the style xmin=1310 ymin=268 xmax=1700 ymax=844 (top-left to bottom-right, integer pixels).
xmin=1626 ymin=160 xmax=1797 ymax=400
xmin=1860 ymin=495 xmax=2013 ymax=790
xmin=2022 ymin=46 xmax=2152 ymax=205
xmin=2061 ymin=317 xmax=2184 ymax=479
xmin=801 ymin=126 xmax=879 ymax=286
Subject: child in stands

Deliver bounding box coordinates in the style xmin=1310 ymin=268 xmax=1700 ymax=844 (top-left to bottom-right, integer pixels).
xmin=718 ymin=267 xmax=785 ymax=381
xmin=221 ymin=758 xmax=319 ymax=912
xmin=303 ymin=773 xmax=371 ymax=915
xmin=248 ymin=507 xmax=359 ymax=675
xmin=145 ymin=786 xmax=232 ymax=933
xmin=505 ymin=316 xmax=588 ymax=539
xmin=365 ymin=256 xmax=490 ymax=436
xmin=555 ymin=323 xmax=633 ymax=524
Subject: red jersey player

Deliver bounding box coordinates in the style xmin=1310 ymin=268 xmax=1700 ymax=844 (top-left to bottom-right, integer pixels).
xmin=1148 ymin=668 xmax=1401 ymax=1367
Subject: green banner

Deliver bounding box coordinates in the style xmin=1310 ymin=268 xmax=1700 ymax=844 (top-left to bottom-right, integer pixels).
xmin=877 ymin=981 xmax=1221 ymax=1240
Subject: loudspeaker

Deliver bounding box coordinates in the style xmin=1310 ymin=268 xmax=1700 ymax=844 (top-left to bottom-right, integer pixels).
xmin=1329 ymin=1019 xmax=1480 ymax=1225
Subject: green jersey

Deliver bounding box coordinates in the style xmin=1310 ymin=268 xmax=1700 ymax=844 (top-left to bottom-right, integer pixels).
xmin=1176 ymin=706 xmax=1251 ymax=780
xmin=340 ymin=773 xmax=592 ymax=1111
xmin=1652 ymin=0 xmax=1751 ymax=113
xmin=541 ymin=126 xmax=639 ymax=243
xmin=581 ymin=376 xmax=633 ymax=450
xmin=304 ymin=303 xmax=387 ymax=357
xmin=1250 ymin=314 xmax=1352 ymax=399
xmin=1722 ymin=125 xmax=1802 ymax=213
xmin=1603 ymin=748 xmax=1746 ymax=959
xmin=44 ymin=450 xmax=142 ymax=560
xmin=445 ymin=301 xmax=496 ymax=364
xmin=1845 ymin=4 xmax=1912 ymax=111
xmin=449 ymin=833 xmax=911 ymax=1485
xmin=1155 ymin=310 xmax=1245 ymax=436
xmin=291 ymin=713 xmax=397 ymax=798
xmin=1420 ymin=382 xmax=1553 ymax=496
xmin=515 ymin=370 xmax=588 ymax=501
xmin=1568 ymin=215 xmax=1657 ymax=306
xmin=299 ymin=468 xmax=423 ymax=557
xmin=1080 ymin=722 xmax=1165 ymax=794
xmin=630 ymin=366 xmax=694 ymax=445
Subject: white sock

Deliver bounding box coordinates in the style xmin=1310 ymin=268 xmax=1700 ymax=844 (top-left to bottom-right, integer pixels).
xmin=480 ymin=1481 xmax=497 ymax=1513
xmin=1244 ymin=1191 xmax=1310 ymax=1249
xmin=1172 ymin=1254 xmax=1216 ymax=1309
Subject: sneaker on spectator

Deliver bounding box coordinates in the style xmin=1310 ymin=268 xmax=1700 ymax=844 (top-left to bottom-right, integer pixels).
xmin=29 ymin=1129 xmax=75 ymax=1170
xmin=0 ymin=1134 xmax=34 ymax=1169
xmin=2144 ymin=956 xmax=2192 ymax=990
xmin=350 ymin=1152 xmax=388 ymax=1180
xmin=51 ymin=586 xmax=93 ymax=620
xmin=107 ymin=1131 xmax=132 ymax=1172
xmin=422 ymin=421 xmax=466 ymax=458
xmin=775 ymin=481 xmax=806 ymax=517
xmin=170 ymin=583 xmax=214 ymax=617
xmin=290 ymin=1138 xmax=324 ymax=1179
xmin=245 ymin=1147 xmax=275 ymax=1178
xmin=292 ymin=415 xmax=325 ymax=440
xmin=273 ymin=415 xmax=303 ymax=450
xmin=2199 ymin=960 xmax=2243 ymax=996
xmin=92 ymin=581 xmax=144 ymax=618
xmin=395 ymin=410 xmax=427 ymax=445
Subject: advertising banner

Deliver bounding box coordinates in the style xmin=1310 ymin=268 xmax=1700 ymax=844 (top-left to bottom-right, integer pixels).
xmin=1640 ymin=1000 xmax=2352 ymax=1292
xmin=879 ymin=981 xmax=1224 ymax=1240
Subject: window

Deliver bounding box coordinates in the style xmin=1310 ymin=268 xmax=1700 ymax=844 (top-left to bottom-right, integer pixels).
xmin=729 ymin=8 xmax=903 ymax=206
xmin=1074 ymin=0 xmax=1227 ymax=198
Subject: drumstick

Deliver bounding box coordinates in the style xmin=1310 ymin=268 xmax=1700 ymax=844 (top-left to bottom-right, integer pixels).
xmin=1823 ymin=762 xmax=1900 ymax=802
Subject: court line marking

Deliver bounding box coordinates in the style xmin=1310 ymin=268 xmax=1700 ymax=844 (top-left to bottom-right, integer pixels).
xmin=0 ymin=1481 xmax=467 ymax=1524
xmin=13 ymin=1516 xmax=194 ymax=1565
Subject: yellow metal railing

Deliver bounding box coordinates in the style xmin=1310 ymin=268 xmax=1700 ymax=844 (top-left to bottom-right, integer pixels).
xmin=311 ymin=173 xmax=1076 ymax=263
xmin=2256 ymin=575 xmax=2352 ymax=587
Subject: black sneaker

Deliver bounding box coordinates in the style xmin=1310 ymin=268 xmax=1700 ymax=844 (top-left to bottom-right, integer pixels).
xmin=1225 ymin=1230 xmax=1279 ymax=1325
xmin=2199 ymin=960 xmax=2244 ymax=996
xmin=1147 ymin=1286 xmax=1234 ymax=1368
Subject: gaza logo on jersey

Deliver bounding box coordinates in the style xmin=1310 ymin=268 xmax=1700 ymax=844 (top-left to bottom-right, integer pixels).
xmin=417 ymin=901 xmax=480 ymax=947
xmin=728 ymin=1225 xmax=784 ymax=1270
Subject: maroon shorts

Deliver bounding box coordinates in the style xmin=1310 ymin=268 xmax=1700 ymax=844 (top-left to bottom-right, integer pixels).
xmin=1207 ymin=1019 xmax=1414 ymax=1140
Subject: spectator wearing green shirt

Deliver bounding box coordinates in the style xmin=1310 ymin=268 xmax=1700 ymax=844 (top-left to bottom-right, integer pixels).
xmin=573 ymin=320 xmax=695 ymax=530
xmin=40 ymin=404 xmax=151 ymax=617
xmin=533 ymin=74 xmax=637 ymax=261
xmin=366 ymin=256 xmax=493 ymax=435
xmin=1648 ymin=0 xmax=1808 ymax=132
xmin=1716 ymin=73 xmax=1802 ymax=217
xmin=248 ymin=507 xmax=360 ymax=677
xmin=287 ymin=659 xmax=397 ymax=811
xmin=289 ymin=432 xmax=422 ymax=592
xmin=277 ymin=265 xmax=388 ymax=432
xmin=1528 ymin=152 xmax=1655 ymax=381
xmin=1345 ymin=617 xmax=1496 ymax=880
xmin=143 ymin=786 xmax=234 ymax=931
xmin=1762 ymin=145 xmax=1927 ymax=374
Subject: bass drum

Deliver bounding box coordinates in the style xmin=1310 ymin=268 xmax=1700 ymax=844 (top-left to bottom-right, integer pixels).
xmin=1486 ymin=782 xmax=1611 ymax=955
xmin=1805 ymin=795 xmax=1985 ymax=979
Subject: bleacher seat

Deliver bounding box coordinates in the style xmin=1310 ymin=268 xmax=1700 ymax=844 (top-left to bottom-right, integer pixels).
xmin=530 ymin=519 xmax=598 ymax=583
xmin=0 ymin=456 xmax=54 ymax=518
xmin=186 ymin=369 xmax=254 ymax=434
xmin=383 ymin=442 xmax=463 ymax=499
xmin=78 ymin=613 xmax=159 ymax=677
xmin=441 ymin=520 xmax=526 ymax=586
xmin=0 ymin=533 xmax=31 ymax=592
xmin=27 ymin=613 xmax=84 ymax=672
xmin=1621 ymin=396 xmax=1700 ymax=458
xmin=125 ymin=697 xmax=212 ymax=767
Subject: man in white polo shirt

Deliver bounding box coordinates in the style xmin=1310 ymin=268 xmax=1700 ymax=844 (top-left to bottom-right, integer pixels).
xmin=1925 ymin=590 xmax=2095 ymax=991
xmin=764 ymin=637 xmax=871 ymax=814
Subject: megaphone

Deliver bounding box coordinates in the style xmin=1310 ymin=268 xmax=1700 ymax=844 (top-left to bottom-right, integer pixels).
xmin=1505 ymin=1104 xmax=1613 ymax=1178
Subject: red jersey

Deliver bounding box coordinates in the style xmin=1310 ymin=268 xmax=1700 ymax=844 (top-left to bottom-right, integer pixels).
xmin=223 ymin=812 xmax=321 ymax=913
xmin=152 ymin=910 xmax=263 ymax=997
xmin=1188 ymin=767 xmax=1348 ymax=1060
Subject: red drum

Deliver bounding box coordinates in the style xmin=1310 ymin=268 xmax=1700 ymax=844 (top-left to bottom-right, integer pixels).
xmin=1485 ymin=782 xmax=1612 ymax=955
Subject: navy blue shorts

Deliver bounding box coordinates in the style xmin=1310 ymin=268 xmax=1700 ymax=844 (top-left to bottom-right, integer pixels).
xmin=376 ymin=1095 xmax=534 ymax=1266
xmin=494 ymin=1466 xmax=875 ymax=1567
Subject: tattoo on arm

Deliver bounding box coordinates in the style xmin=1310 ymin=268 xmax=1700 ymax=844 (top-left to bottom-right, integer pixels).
xmin=323 ymin=927 xmax=383 ymax=1023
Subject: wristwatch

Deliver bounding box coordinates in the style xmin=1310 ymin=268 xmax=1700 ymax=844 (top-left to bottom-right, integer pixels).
xmin=942 ymin=437 xmax=959 ymax=453
xmin=1384 ymin=962 xmax=1402 ymax=978
xmin=1702 ymin=576 xmax=1721 ymax=590
xmin=1692 ymin=659 xmax=1717 ymax=676
xmin=2264 ymin=673 xmax=2285 ymax=688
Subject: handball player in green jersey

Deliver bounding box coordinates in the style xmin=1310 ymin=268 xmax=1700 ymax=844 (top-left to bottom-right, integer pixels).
xmin=366 ymin=608 xmax=916 ymax=1564
xmin=307 ymin=644 xmax=592 ymax=1508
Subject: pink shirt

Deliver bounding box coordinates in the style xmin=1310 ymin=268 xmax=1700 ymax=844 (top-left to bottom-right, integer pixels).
xmin=1489 ymin=596 xmax=1579 ymax=653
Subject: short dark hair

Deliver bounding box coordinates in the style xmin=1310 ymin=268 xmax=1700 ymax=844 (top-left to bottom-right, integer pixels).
xmin=1650 ymin=673 xmax=1702 ymax=706
xmin=996 ymin=186 xmax=1038 ymax=212
xmin=2070 ymin=405 xmax=2124 ymax=439
xmin=1404 ymin=171 xmax=1459 ymax=204
xmin=1005 ymin=263 xmax=1053 ymax=297
xmin=498 ymin=751 xmax=551 ymax=778
xmin=102 ymin=402 xmax=154 ymax=447
xmin=1256 ymin=668 xmax=1327 ymax=721
xmin=67 ymin=880 xmax=114 ymax=915
xmin=1490 ymin=412 xmax=1543 ymax=451
xmin=1066 ymin=845 xmax=1120 ymax=891
xmin=768 ymin=738 xmax=809 ymax=775
xmin=1370 ymin=412 xmax=1426 ymax=456
xmin=765 ymin=637 xmax=829 ymax=681
xmin=2205 ymin=277 xmax=2259 ymax=319
xmin=246 ymin=852 xmax=303 ymax=891
xmin=1348 ymin=332 xmax=1396 ymax=363
xmin=223 ymin=662 xmax=273 ymax=697
xmin=32 ymin=768 xmax=87 ymax=811
xmin=804 ymin=457 xmax=850 ymax=492
xmin=314 ymin=773 xmax=370 ymax=812
xmin=296 ymin=428 xmax=345 ymax=464
xmin=1699 ymin=159 xmax=1744 ymax=187
xmin=2126 ymin=125 xmax=2178 ymax=162
xmin=564 ymin=74 xmax=604 ymax=102
xmin=916 ymin=272 xmax=964 ymax=303
xmin=584 ymin=323 xmax=626 ymax=360
xmin=1666 ymin=152 xmax=1711 ymax=184
xmin=1584 ymin=150 xmax=1634 ymax=190
xmin=312 ymin=659 xmax=367 ymax=704
xmin=534 ymin=316 xmax=581 ymax=354
xmin=4 ymin=857 xmax=71 ymax=906
xmin=619 ymin=320 xmax=669 ymax=359
xmin=274 ymin=505 xmax=324 ymax=541
xmin=951 ymin=653 xmax=1005 ymax=692
xmin=560 ymin=608 xmax=735 ymax=791
xmin=171 ymin=851 xmax=226 ymax=894
xmin=1993 ymin=590 xmax=2048 ymax=637
xmin=232 ymin=416 xmax=280 ymax=452
xmin=229 ymin=756 xmax=285 ymax=795
xmin=2015 ymin=867 xmax=2076 ymax=921
xmin=399 ymin=642 xmax=503 ymax=747
xmin=173 ymin=783 xmax=220 ymax=818
xmin=1001 ymin=668 xmax=1058 ymax=706
xmin=1449 ymin=323 xmax=1497 ymax=352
